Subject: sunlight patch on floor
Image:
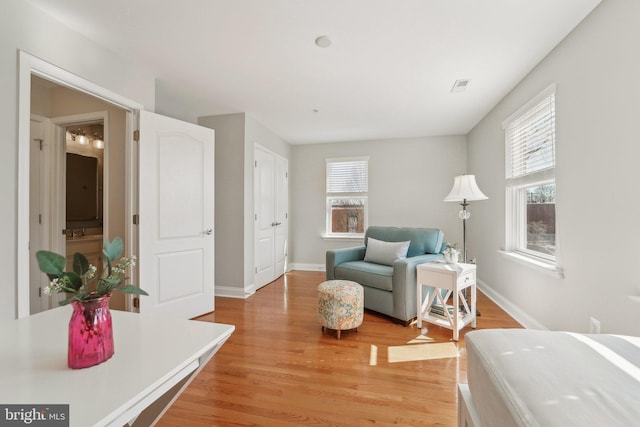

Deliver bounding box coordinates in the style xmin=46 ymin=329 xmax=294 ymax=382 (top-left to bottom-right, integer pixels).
xmin=406 ymin=334 xmax=435 ymax=345
xmin=368 ymin=335 xmax=458 ymax=365
xmin=369 ymin=345 xmax=378 ymax=366
xmin=387 ymin=342 xmax=460 ymax=363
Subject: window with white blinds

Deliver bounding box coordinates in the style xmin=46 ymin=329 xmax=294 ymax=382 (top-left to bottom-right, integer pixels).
xmin=503 ymin=84 xmax=559 ymax=267
xmin=326 ymin=157 xmax=368 ymax=236
xmin=506 ymin=90 xmax=556 ymax=180
xmin=326 ymin=159 xmax=368 ymax=193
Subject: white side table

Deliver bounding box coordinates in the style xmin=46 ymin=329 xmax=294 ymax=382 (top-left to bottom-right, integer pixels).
xmin=417 ymin=262 xmax=476 ymax=341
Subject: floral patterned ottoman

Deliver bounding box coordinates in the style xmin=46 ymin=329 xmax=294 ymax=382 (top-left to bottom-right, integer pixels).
xmin=317 ymin=280 xmax=364 ymax=339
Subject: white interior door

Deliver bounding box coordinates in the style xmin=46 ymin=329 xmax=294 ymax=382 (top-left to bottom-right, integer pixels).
xmin=254 ymin=147 xmax=275 ymax=288
xmin=138 ymin=111 xmax=215 ymax=319
xmin=29 ymin=116 xmax=50 ymax=314
xmin=274 ymin=156 xmax=288 ymax=274
xmin=254 ymin=146 xmax=288 ymax=289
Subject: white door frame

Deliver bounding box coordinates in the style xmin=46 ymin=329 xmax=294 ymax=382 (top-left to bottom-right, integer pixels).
xmin=17 ymin=51 xmax=143 ymax=318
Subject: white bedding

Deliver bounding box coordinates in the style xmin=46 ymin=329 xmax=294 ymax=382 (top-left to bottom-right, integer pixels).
xmin=465 ymin=329 xmax=640 ymax=427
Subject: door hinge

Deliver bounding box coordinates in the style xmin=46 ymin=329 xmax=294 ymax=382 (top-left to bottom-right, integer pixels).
xmin=285 ymin=172 xmax=288 ymax=178
xmin=255 ymin=267 xmax=258 ymax=274
xmin=133 ymin=297 xmax=139 ymax=309
xmin=285 ymin=213 xmax=288 ymax=219
xmin=133 ymin=214 xmax=139 ymax=225
xmin=133 ymin=130 xmax=140 ymax=141
xmin=255 ymin=160 xmax=257 ymax=167
xmin=255 ymin=213 xmax=257 ymax=221
xmin=38 ymin=287 xmax=42 ymax=297
xmin=35 ymin=139 xmax=43 ymax=150
xmin=38 ymin=214 xmax=42 ymax=225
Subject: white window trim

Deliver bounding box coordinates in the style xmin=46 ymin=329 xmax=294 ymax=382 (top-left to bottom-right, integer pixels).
xmin=502 ymin=84 xmax=562 ymax=275
xmin=325 ymin=156 xmax=369 ymax=238
xmin=322 ymin=234 xmax=365 ymax=242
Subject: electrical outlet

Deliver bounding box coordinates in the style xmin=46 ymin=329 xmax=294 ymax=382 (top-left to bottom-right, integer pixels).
xmin=589 ymin=317 xmax=601 ymax=334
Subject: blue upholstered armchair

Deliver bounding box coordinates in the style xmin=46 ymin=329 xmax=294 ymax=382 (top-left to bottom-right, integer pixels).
xmin=326 ymin=226 xmax=445 ymax=325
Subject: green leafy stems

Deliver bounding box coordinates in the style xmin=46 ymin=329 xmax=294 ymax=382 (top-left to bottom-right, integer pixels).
xmin=36 ymin=236 xmax=148 ymax=305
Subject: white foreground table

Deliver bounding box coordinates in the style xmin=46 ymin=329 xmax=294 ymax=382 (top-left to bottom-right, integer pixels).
xmin=0 ymin=307 xmax=234 ymax=426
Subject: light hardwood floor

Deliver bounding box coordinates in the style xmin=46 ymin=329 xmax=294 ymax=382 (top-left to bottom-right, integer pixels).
xmin=157 ymin=271 xmax=521 ymax=426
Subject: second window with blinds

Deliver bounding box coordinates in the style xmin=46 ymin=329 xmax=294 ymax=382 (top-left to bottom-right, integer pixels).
xmin=326 ymin=157 xmax=369 ymax=238
xmin=503 ymin=84 xmax=558 ymax=266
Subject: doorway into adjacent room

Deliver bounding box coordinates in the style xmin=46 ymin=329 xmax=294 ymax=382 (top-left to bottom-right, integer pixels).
xmin=19 ymin=51 xmax=217 ymax=321
xmin=28 ymin=75 xmax=129 ymax=314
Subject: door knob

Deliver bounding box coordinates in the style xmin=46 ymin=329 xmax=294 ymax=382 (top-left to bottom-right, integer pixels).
xmin=204 ymin=228 xmax=213 ymax=235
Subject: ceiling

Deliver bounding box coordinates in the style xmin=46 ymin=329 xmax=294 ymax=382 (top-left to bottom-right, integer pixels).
xmin=27 ymin=0 xmax=601 ymax=144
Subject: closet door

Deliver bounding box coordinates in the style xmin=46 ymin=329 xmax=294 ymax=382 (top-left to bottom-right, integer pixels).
xmin=254 ymin=146 xmax=288 ymax=289
xmin=254 ymin=147 xmax=275 ymax=288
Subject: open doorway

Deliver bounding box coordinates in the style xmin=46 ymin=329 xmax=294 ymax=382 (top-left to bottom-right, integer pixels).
xmin=20 ymin=51 xmax=216 ymax=320
xmin=28 ymin=75 xmax=129 ymax=314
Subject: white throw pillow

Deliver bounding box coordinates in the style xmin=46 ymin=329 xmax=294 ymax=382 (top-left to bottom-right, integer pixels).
xmin=364 ymin=237 xmax=411 ymax=266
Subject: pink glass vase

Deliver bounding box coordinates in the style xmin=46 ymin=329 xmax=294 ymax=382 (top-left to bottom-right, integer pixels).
xmin=68 ymin=295 xmax=114 ymax=369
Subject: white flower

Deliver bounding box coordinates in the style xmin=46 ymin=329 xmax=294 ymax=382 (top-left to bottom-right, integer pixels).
xmin=85 ymin=264 xmax=97 ymax=279
xmin=44 ymin=277 xmax=64 ymax=295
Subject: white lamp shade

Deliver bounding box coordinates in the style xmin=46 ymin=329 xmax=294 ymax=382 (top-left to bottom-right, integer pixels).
xmin=444 ymin=175 xmax=488 ymax=202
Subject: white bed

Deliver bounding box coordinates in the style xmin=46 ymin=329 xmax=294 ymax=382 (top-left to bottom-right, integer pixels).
xmin=458 ymin=329 xmax=640 ymax=427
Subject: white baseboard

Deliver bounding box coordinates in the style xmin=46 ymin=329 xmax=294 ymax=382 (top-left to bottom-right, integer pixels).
xmin=215 ymin=285 xmax=255 ymax=299
xmin=476 ymin=279 xmax=548 ymax=330
xmin=289 ymin=263 xmax=326 ymax=272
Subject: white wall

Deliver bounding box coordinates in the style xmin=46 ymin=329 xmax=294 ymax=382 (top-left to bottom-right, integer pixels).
xmin=290 ymin=136 xmax=467 ymax=268
xmin=1 ymin=1 xmax=155 ymax=320
xmin=198 ymin=113 xmax=246 ymax=294
xmin=198 ymin=113 xmax=291 ymax=296
xmin=467 ymin=0 xmax=640 ymax=334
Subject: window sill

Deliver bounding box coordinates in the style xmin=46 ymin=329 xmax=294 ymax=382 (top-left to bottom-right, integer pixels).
xmin=322 ymin=234 xmax=365 ymax=242
xmin=498 ymin=250 xmax=564 ymax=279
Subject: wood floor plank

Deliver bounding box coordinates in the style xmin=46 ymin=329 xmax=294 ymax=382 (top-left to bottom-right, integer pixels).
xmin=157 ymin=271 xmax=521 ymax=426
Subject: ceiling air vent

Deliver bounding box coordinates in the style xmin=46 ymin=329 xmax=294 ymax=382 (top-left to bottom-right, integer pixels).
xmin=451 ymin=79 xmax=471 ymax=94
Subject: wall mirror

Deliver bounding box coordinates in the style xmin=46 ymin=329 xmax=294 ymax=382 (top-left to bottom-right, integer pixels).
xmin=65 ymin=123 xmax=104 ymax=230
